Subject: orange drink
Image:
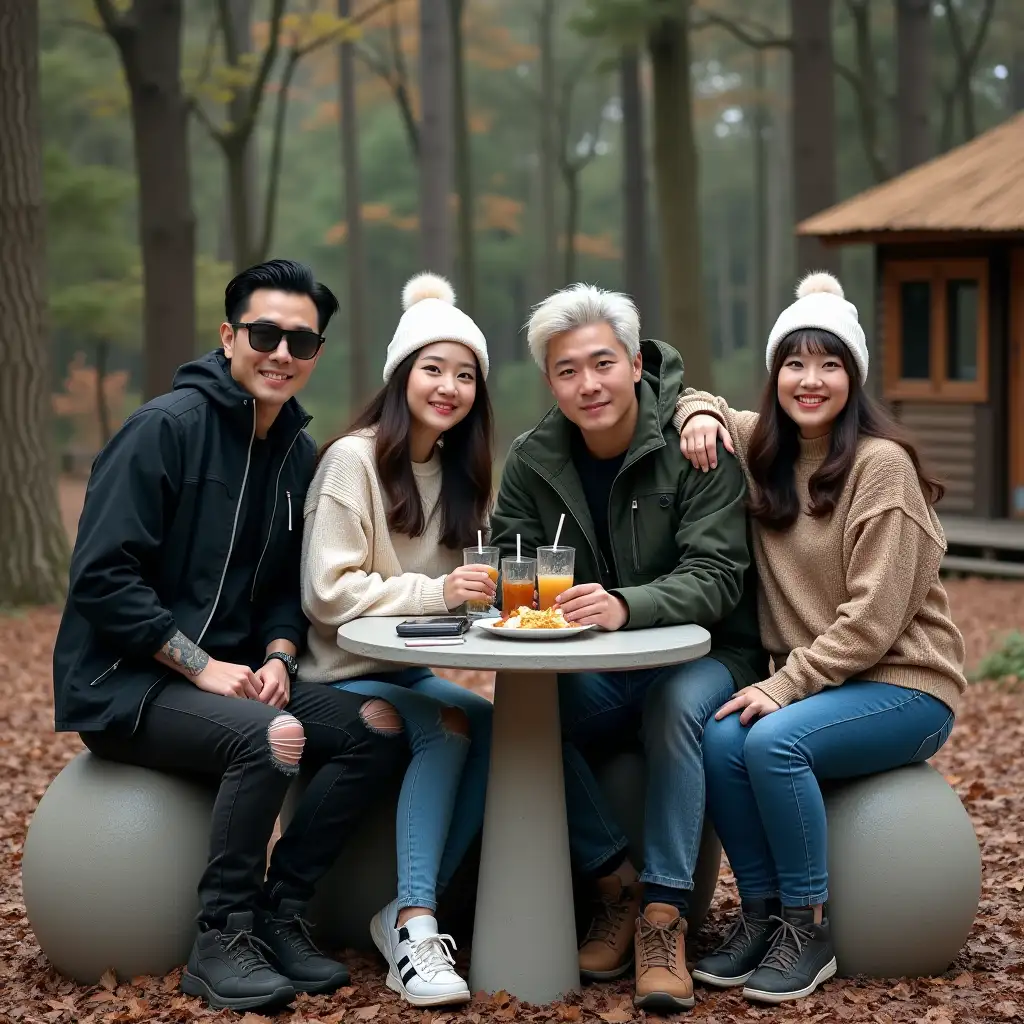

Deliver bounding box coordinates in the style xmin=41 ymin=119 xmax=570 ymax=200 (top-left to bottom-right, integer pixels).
xmin=500 ymin=556 xmax=536 ymax=614
xmin=537 ymin=546 xmax=575 ymax=611
xmin=502 ymin=579 xmax=536 ymax=612
xmin=538 ymin=574 xmax=574 ymax=610
xmin=463 ymin=546 xmax=500 ymax=615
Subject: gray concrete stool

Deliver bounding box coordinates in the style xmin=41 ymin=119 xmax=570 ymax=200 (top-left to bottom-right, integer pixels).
xmin=824 ymin=761 xmax=981 ymax=978
xmin=22 ymin=751 xmax=213 ymax=983
xmin=284 ymin=744 xmax=720 ymax=950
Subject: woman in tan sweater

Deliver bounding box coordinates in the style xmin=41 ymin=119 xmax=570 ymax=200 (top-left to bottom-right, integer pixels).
xmin=299 ymin=273 xmax=496 ymax=1008
xmin=674 ymin=272 xmax=965 ymax=1005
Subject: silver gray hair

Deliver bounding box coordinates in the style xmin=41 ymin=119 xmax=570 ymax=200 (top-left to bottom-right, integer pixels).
xmin=526 ymin=283 xmax=641 ymax=370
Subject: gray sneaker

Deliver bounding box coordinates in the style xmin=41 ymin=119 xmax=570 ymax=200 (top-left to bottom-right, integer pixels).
xmin=180 ymin=911 xmax=295 ymax=1011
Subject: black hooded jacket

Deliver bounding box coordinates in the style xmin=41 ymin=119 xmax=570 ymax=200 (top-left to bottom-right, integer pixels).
xmin=52 ymin=350 xmax=317 ymax=734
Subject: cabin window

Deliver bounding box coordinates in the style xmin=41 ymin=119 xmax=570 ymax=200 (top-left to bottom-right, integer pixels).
xmin=883 ymin=259 xmax=988 ymax=402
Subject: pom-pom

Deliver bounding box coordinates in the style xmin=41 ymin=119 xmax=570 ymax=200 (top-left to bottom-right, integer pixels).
xmin=796 ymin=271 xmax=844 ymax=300
xmin=402 ymin=272 xmax=456 ymax=310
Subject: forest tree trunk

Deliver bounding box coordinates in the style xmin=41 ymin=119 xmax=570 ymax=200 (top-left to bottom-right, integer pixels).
xmin=450 ymin=0 xmax=476 ymax=316
xmin=791 ymin=0 xmax=838 ymax=277
xmin=0 ymin=0 xmax=71 ymax=604
xmin=419 ymin=0 xmax=453 ymax=275
xmin=338 ymin=0 xmax=368 ymax=412
xmin=563 ymin=168 xmax=580 ymax=285
xmin=538 ymin=0 xmax=559 ymax=294
xmin=620 ymin=47 xmax=650 ymax=330
xmin=896 ymin=0 xmax=932 ymax=172
xmin=98 ymin=0 xmax=196 ymax=399
xmin=648 ymin=5 xmax=711 ymax=389
xmin=751 ymin=48 xmax=768 ymax=360
xmin=221 ymin=0 xmax=257 ymax=268
xmin=225 ymin=136 xmax=254 ymax=269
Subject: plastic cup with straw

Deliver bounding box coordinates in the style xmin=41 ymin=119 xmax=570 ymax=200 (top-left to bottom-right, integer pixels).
xmin=538 ymin=513 xmax=575 ymax=611
xmin=501 ymin=533 xmax=536 ymax=615
xmin=462 ymin=528 xmax=499 ymax=616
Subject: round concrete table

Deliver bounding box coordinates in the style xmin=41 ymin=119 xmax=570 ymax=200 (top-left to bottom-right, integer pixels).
xmin=337 ymin=616 xmax=711 ymax=1005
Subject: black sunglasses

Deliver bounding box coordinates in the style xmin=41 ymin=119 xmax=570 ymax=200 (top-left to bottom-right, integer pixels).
xmin=233 ymin=321 xmax=324 ymax=361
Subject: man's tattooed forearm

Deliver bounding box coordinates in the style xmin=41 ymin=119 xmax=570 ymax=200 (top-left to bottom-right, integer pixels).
xmin=161 ymin=631 xmax=210 ymax=676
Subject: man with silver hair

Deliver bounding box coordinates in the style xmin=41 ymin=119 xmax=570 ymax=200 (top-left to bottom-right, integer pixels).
xmin=490 ymin=284 xmax=765 ymax=1012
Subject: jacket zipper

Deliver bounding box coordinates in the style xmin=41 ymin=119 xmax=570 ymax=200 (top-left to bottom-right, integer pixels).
xmin=286 ymin=490 xmax=293 ymax=532
xmin=251 ymin=427 xmax=303 ymax=600
xmin=131 ymin=402 xmax=257 ymax=734
xmin=88 ymin=658 xmax=121 ymax=687
xmin=631 ymin=498 xmax=640 ymax=572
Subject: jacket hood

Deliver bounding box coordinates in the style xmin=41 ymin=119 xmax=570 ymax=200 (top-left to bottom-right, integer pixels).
xmin=172 ymin=349 xmax=310 ymax=434
xmin=638 ymin=338 xmax=685 ymax=428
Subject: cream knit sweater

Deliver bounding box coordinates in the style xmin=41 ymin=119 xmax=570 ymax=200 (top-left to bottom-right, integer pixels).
xmin=298 ymin=430 xmax=458 ymax=682
xmin=674 ymin=392 xmax=967 ymax=714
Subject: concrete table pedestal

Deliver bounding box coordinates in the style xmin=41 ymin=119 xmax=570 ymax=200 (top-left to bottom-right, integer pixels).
xmin=337 ymin=617 xmax=711 ymax=1005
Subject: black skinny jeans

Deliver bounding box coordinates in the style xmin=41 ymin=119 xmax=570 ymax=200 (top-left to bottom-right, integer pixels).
xmin=82 ymin=679 xmax=406 ymax=929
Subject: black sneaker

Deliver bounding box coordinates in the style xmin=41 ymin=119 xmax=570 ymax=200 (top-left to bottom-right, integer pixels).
xmin=255 ymin=898 xmax=350 ymax=994
xmin=180 ymin=911 xmax=296 ymax=1011
xmin=742 ymin=907 xmax=837 ymax=1004
xmin=692 ymin=898 xmax=781 ymax=988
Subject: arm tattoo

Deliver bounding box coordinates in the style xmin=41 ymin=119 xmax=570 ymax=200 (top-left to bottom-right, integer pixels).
xmin=161 ymin=631 xmax=210 ymax=676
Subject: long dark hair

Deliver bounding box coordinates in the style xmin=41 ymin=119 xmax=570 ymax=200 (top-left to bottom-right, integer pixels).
xmin=317 ymin=348 xmax=494 ymax=549
xmin=747 ymin=328 xmax=944 ymax=530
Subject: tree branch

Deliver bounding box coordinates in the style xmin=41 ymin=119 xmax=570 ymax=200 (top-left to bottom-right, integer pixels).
xmin=188 ymin=94 xmax=224 ymax=143
xmin=235 ymin=0 xmax=288 ymax=141
xmin=690 ymin=10 xmax=791 ymax=50
xmin=943 ymin=0 xmax=996 ymax=141
xmin=351 ymin=5 xmax=420 ymax=155
xmin=843 ymin=0 xmax=891 ymax=181
xmin=257 ymin=48 xmax=301 ymax=261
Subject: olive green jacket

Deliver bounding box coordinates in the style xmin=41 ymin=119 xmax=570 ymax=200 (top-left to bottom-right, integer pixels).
xmin=490 ymin=340 xmax=767 ymax=690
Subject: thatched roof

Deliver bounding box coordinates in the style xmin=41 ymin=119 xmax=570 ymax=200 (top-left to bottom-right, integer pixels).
xmin=797 ymin=112 xmax=1024 ymax=240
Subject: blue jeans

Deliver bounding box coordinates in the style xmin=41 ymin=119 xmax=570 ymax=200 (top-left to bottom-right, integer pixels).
xmin=702 ymin=681 xmax=955 ymax=907
xmin=335 ymin=668 xmax=492 ymax=912
xmin=559 ymin=656 xmax=736 ymax=890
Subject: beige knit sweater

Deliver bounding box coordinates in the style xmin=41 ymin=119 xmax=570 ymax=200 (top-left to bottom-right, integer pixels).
xmin=298 ymin=430 xmax=458 ymax=682
xmin=674 ymin=392 xmax=967 ymax=714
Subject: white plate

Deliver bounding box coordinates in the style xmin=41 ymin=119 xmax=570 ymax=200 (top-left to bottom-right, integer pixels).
xmin=474 ymin=617 xmax=595 ymax=640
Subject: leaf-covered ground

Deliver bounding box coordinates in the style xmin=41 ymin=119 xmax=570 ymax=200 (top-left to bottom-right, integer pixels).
xmin=2 ymin=577 xmax=1022 ymax=1022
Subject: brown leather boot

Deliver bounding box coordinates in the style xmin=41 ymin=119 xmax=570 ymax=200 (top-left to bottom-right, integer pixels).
xmin=577 ymin=876 xmax=642 ymax=980
xmin=633 ymin=903 xmax=695 ymax=1011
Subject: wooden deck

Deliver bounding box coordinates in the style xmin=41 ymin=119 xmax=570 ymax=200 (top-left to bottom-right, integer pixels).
xmin=939 ymin=514 xmax=1024 ymax=578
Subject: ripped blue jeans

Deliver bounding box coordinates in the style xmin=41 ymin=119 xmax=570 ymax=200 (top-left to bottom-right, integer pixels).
xmin=335 ymin=667 xmax=492 ymax=912
xmin=559 ymin=656 xmax=736 ymax=890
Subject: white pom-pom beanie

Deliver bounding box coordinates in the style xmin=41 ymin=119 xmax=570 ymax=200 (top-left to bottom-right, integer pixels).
xmin=382 ymin=272 xmax=490 ymax=382
xmin=765 ymin=271 xmax=869 ymax=384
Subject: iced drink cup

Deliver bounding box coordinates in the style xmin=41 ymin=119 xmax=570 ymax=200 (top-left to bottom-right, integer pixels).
xmin=537 ymin=546 xmax=575 ymax=610
xmin=463 ymin=545 xmax=500 ymax=615
xmin=501 ymin=556 xmax=536 ymax=614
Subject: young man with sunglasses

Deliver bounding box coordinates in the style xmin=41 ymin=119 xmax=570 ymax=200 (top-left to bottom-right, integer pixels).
xmin=52 ymin=260 xmax=407 ymax=1013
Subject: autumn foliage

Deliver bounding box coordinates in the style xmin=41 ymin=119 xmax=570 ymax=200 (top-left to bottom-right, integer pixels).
xmin=1 ymin=576 xmax=1023 ymax=1021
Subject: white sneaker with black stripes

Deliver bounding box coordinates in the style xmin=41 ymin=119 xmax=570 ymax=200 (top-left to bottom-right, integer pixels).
xmin=369 ymin=900 xmax=471 ymax=1007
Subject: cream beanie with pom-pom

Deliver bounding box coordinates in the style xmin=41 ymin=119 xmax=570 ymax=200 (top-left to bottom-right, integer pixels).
xmin=766 ymin=271 xmax=869 ymax=384
xmin=382 ymin=272 xmax=489 ymax=382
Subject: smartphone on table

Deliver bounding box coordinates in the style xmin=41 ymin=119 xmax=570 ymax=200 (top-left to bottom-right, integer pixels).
xmin=395 ymin=616 xmax=471 ymax=638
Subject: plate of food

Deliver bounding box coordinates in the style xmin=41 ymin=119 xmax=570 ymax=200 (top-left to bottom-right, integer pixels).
xmin=474 ymin=606 xmax=595 ymax=639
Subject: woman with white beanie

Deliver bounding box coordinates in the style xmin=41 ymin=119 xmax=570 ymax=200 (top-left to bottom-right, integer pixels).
xmin=674 ymin=272 xmax=966 ymax=1004
xmin=297 ymin=273 xmax=495 ymax=1007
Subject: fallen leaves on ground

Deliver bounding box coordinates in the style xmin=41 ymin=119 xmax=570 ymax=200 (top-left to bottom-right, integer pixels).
xmin=2 ymin=576 xmax=1023 ymax=1022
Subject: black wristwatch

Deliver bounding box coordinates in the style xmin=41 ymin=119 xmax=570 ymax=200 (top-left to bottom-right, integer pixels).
xmin=264 ymin=651 xmax=299 ymax=680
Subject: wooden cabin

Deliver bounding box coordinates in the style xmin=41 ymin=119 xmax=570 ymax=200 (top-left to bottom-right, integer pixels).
xmin=797 ymin=113 xmax=1024 ymax=575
